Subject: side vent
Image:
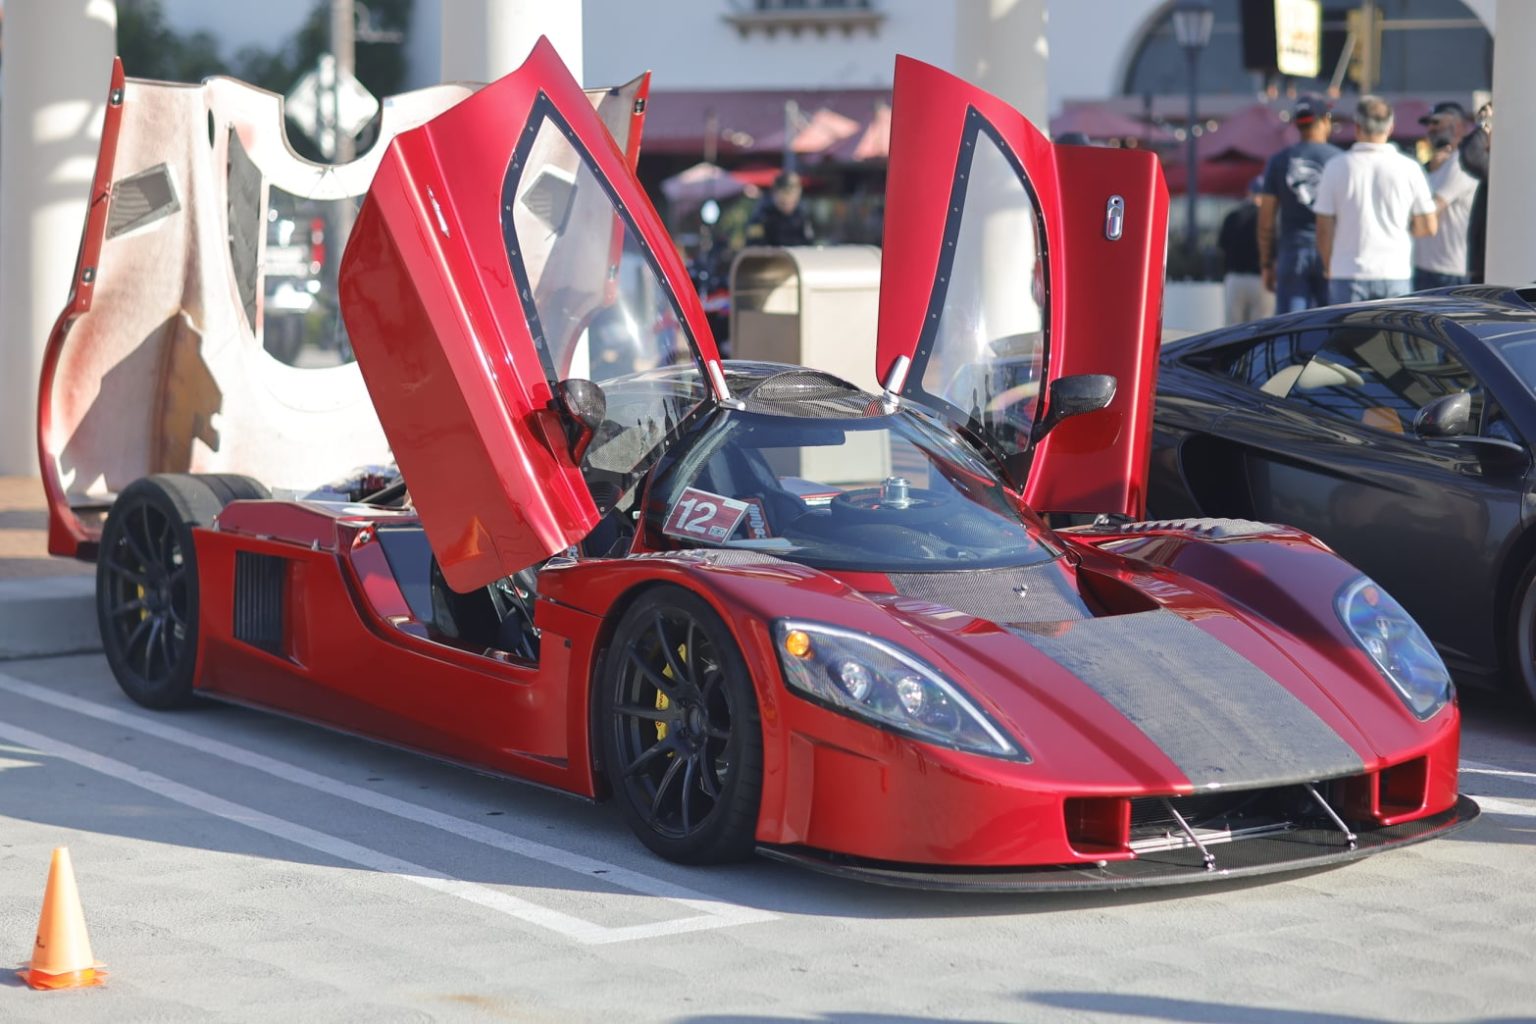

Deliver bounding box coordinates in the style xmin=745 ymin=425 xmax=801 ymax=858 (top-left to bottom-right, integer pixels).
xmin=233 ymin=551 xmax=287 ymax=655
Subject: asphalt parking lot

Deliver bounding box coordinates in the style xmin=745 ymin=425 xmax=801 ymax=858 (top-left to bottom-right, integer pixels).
xmin=0 ymin=653 xmax=1533 ymax=1024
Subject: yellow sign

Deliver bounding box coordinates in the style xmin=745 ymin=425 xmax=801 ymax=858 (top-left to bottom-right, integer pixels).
xmin=1275 ymin=0 xmax=1322 ymax=78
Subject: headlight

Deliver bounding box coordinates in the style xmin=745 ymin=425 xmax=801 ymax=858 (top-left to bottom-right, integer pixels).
xmin=773 ymin=620 xmax=1023 ymax=759
xmin=1336 ymin=576 xmax=1452 ymax=719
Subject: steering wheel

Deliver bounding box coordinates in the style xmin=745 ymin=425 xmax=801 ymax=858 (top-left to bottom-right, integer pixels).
xmin=830 ymin=485 xmax=955 ymax=525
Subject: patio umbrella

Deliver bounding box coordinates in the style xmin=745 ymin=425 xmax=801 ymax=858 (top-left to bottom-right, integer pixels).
xmin=660 ymin=162 xmax=747 ymax=206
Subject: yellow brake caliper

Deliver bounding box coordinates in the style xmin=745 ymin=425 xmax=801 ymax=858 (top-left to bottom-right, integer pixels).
xmin=654 ymin=642 xmax=687 ymax=742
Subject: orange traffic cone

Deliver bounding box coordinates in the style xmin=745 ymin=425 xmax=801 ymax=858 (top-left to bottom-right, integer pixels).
xmin=18 ymin=847 xmax=106 ymax=990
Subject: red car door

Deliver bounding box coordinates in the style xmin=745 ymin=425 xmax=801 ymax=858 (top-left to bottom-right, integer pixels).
xmin=341 ymin=39 xmax=724 ymax=591
xmin=875 ymin=56 xmax=1167 ymax=518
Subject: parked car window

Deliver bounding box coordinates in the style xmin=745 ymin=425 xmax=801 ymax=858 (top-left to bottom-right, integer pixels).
xmin=1183 ymin=330 xmax=1328 ymax=395
xmin=909 ymin=116 xmax=1047 ymax=469
xmin=504 ymin=113 xmax=706 ymax=501
xmin=1284 ymin=329 xmax=1481 ymax=436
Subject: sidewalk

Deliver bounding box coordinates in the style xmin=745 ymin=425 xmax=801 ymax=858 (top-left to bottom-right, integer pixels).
xmin=0 ymin=477 xmax=98 ymax=658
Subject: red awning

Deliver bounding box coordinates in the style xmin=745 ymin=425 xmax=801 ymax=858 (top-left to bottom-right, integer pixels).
xmin=642 ymin=88 xmax=890 ymax=158
xmin=1051 ymin=106 xmax=1172 ymax=143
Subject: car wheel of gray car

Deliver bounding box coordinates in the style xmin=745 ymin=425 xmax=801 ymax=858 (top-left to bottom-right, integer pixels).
xmin=600 ymin=586 xmax=763 ymax=864
xmin=96 ymin=475 xmax=226 ymax=709
xmin=1510 ymin=562 xmax=1536 ymax=710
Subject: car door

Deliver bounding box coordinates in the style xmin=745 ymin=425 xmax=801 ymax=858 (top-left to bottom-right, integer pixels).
xmin=1220 ymin=323 xmax=1529 ymax=674
xmin=875 ymin=55 xmax=1168 ymax=519
xmin=340 ymin=38 xmax=724 ymax=592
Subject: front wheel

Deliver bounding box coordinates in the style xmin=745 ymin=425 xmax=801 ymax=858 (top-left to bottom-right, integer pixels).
xmin=96 ymin=475 xmax=227 ymax=709
xmin=599 ymin=587 xmax=762 ymax=864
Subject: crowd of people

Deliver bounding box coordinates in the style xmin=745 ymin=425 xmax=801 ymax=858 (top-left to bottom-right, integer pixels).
xmin=1218 ymin=93 xmax=1494 ymax=326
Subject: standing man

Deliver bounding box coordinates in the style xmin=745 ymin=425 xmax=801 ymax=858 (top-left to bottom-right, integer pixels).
xmin=1315 ymin=95 xmax=1437 ymax=304
xmin=1413 ymin=101 xmax=1478 ymax=290
xmin=1258 ymin=95 xmax=1342 ymax=312
xmin=746 ymin=172 xmax=814 ymax=247
xmin=1218 ymin=177 xmax=1275 ymax=324
xmin=1462 ymin=102 xmax=1492 ymax=284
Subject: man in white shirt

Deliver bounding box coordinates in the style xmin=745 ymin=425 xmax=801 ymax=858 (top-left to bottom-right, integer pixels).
xmin=1413 ymin=101 xmax=1479 ymax=290
xmin=1315 ymin=95 xmax=1437 ymax=304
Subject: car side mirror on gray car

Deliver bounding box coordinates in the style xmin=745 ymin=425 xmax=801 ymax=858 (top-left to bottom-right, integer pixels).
xmin=1414 ymin=392 xmax=1472 ymax=438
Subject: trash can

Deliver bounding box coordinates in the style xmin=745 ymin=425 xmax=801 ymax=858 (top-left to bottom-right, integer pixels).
xmin=729 ymin=245 xmax=882 ymax=391
xmin=729 ymin=245 xmax=885 ymax=483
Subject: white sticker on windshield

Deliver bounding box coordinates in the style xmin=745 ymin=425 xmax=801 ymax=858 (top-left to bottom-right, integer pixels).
xmin=663 ymin=487 xmax=750 ymax=542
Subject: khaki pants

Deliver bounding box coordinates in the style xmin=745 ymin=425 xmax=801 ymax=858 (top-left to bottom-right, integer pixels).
xmin=1224 ymin=273 xmax=1275 ymax=325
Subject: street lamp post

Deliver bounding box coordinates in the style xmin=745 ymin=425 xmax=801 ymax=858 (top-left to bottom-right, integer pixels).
xmin=1172 ymin=0 xmax=1214 ymax=274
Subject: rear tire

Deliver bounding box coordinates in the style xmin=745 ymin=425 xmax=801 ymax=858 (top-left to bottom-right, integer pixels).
xmin=1509 ymin=562 xmax=1536 ymax=711
xmin=96 ymin=475 xmax=226 ymax=709
xmin=599 ymin=587 xmax=763 ymax=864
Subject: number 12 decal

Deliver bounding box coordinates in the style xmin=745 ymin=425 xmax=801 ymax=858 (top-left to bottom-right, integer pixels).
xmin=662 ymin=487 xmax=751 ymax=542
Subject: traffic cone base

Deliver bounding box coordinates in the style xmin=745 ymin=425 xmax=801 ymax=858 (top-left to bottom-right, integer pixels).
xmin=18 ymin=966 xmax=107 ymax=990
xmin=18 ymin=848 xmax=105 ymax=991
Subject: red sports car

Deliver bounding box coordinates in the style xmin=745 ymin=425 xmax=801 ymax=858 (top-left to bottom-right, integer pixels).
xmin=39 ymin=41 xmax=1477 ymax=889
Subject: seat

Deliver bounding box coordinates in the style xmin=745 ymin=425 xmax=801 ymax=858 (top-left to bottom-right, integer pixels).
xmin=1361 ymin=406 xmax=1404 ymax=434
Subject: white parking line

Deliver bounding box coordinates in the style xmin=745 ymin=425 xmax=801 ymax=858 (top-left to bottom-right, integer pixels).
xmin=0 ymin=672 xmax=774 ymax=944
xmin=1462 ymin=760 xmax=1536 ymax=785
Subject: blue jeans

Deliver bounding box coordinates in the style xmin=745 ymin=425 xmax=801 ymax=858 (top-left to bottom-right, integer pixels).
xmin=1413 ymin=268 xmax=1470 ymax=291
xmin=1274 ymin=242 xmax=1328 ymax=313
xmin=1327 ymin=278 xmax=1413 ymax=304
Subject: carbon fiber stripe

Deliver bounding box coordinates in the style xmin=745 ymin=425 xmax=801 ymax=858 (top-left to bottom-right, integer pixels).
xmin=1013 ymin=610 xmax=1363 ymax=788
xmin=886 ymin=563 xmax=1089 ymax=623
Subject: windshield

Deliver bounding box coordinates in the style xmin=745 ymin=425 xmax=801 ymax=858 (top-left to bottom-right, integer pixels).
xmin=643 ymin=408 xmax=1060 ymax=571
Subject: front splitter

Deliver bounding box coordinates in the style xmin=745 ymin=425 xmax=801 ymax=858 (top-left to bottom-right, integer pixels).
xmin=757 ymin=795 xmax=1481 ymax=893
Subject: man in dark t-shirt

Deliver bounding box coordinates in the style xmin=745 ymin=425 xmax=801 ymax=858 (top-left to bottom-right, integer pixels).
xmin=1258 ymin=96 xmax=1343 ymax=312
xmin=1218 ymin=177 xmax=1274 ymax=324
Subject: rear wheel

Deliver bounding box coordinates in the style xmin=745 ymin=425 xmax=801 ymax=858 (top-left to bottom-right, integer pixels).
xmin=96 ymin=475 xmax=227 ymax=709
xmin=599 ymin=587 xmax=762 ymax=864
xmin=1509 ymin=562 xmax=1536 ymax=710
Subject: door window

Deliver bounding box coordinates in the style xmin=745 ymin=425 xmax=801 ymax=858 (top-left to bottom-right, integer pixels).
xmin=906 ymin=112 xmax=1048 ymax=468
xmin=1284 ymin=328 xmax=1479 ymax=435
xmin=504 ymin=109 xmax=707 ymax=496
xmin=1189 ymin=330 xmax=1328 ymax=396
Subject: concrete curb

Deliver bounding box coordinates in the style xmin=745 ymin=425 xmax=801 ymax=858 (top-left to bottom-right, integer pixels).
xmin=0 ymin=576 xmax=99 ymax=659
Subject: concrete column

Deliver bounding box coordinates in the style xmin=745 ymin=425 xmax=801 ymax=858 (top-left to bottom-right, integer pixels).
xmin=0 ymin=1 xmax=119 ymax=475
xmin=953 ymin=0 xmax=1049 ymax=129
xmin=1486 ymin=0 xmax=1536 ymax=286
xmin=440 ymin=0 xmax=582 ymax=85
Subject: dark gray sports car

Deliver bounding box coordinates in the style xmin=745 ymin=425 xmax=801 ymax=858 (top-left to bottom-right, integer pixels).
xmin=1150 ymin=286 xmax=1536 ymax=707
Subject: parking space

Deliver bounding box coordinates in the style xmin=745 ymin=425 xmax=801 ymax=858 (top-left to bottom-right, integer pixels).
xmin=0 ymin=654 xmax=1533 ymax=1023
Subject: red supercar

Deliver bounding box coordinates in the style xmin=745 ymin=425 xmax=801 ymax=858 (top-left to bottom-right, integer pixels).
xmin=39 ymin=40 xmax=1476 ymax=889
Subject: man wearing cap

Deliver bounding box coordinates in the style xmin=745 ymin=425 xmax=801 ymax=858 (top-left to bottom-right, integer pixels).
xmin=1258 ymin=95 xmax=1342 ymax=312
xmin=1413 ymin=101 xmax=1478 ymax=290
xmin=1315 ymin=95 xmax=1437 ymax=304
xmin=1218 ymin=177 xmax=1275 ymax=324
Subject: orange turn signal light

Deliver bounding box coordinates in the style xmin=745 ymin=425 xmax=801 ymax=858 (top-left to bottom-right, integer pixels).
xmin=783 ymin=629 xmax=812 ymax=659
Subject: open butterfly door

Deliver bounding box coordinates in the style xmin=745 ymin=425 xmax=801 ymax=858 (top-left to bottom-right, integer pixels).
xmin=875 ymin=55 xmax=1168 ymax=518
xmin=341 ymin=39 xmax=724 ymax=591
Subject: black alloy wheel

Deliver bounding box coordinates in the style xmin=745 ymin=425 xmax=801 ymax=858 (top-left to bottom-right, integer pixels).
xmin=1509 ymin=561 xmax=1536 ymax=711
xmin=96 ymin=475 xmax=229 ymax=709
xmin=600 ymin=587 xmax=762 ymax=864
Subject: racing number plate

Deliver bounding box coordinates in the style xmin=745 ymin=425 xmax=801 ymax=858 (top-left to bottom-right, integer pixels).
xmin=662 ymin=487 xmax=750 ymax=542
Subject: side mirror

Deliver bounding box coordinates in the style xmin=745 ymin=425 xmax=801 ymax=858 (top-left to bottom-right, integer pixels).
xmin=1032 ymin=374 xmax=1117 ymax=442
xmin=1413 ymin=392 xmax=1472 ymax=438
xmin=557 ymin=378 xmax=607 ymax=463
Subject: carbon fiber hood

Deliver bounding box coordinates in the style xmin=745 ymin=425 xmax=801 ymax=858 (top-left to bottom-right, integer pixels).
xmin=868 ymin=564 xmax=1366 ymax=790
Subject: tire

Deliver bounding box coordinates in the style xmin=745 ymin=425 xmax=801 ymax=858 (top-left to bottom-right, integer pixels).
xmin=599 ymin=587 xmax=763 ymax=864
xmin=1509 ymin=561 xmax=1536 ymax=711
xmin=96 ymin=475 xmax=226 ymax=709
xmin=194 ymin=474 xmax=270 ymax=505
